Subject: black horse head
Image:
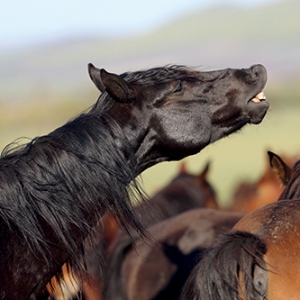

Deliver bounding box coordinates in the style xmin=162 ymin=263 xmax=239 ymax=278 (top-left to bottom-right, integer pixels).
xmin=89 ymin=64 xmax=268 ymax=174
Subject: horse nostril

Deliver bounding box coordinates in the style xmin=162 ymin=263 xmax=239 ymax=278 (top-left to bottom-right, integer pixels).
xmin=250 ymin=66 xmax=259 ymax=77
xmin=250 ymin=64 xmax=265 ymax=78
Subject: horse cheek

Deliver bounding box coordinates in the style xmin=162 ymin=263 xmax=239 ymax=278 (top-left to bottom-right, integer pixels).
xmin=165 ymin=113 xmax=210 ymax=153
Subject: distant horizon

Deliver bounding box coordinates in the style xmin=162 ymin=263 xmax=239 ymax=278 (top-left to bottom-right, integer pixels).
xmin=1 ymin=0 xmax=279 ymax=51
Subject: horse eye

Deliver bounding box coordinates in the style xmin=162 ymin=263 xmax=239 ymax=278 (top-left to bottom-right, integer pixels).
xmin=174 ymin=81 xmax=183 ymax=93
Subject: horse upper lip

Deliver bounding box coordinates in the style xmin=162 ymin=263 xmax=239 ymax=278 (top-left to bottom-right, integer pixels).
xmin=249 ymin=91 xmax=266 ymax=103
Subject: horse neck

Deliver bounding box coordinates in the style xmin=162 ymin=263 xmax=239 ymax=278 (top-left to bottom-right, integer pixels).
xmin=0 ymin=112 xmax=145 ymax=298
xmin=46 ymin=113 xmax=144 ymax=231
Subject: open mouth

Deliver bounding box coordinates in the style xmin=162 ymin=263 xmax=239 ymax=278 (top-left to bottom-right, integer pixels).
xmin=249 ymin=91 xmax=266 ymax=103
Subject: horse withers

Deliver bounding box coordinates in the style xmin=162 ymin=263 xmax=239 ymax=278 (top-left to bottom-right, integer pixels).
xmin=0 ymin=64 xmax=268 ymax=299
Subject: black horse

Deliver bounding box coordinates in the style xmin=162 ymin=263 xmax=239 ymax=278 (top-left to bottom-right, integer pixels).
xmin=0 ymin=63 xmax=268 ymax=299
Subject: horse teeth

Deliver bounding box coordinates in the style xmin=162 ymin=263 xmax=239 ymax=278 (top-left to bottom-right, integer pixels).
xmin=251 ymin=91 xmax=266 ymax=103
xmin=256 ymin=91 xmax=266 ymax=100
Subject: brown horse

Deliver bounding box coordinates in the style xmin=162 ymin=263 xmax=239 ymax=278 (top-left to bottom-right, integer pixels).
xmin=229 ymin=152 xmax=297 ymax=212
xmin=51 ymin=161 xmax=218 ymax=300
xmin=0 ymin=63 xmax=268 ymax=299
xmin=104 ymin=208 xmax=245 ymax=300
xmin=98 ymin=163 xmax=221 ymax=300
xmin=127 ymin=161 xmax=219 ymax=230
xmin=180 ymin=151 xmax=300 ymax=300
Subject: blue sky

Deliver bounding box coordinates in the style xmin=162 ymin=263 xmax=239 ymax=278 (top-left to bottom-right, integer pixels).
xmin=1 ymin=0 xmax=278 ymax=49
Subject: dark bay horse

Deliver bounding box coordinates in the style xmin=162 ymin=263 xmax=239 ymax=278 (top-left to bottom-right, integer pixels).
xmin=127 ymin=161 xmax=219 ymax=229
xmin=47 ymin=162 xmax=218 ymax=300
xmin=0 ymin=63 xmax=268 ymax=299
xmin=104 ymin=208 xmax=245 ymax=300
xmin=47 ymin=162 xmax=218 ymax=299
xmin=180 ymin=151 xmax=300 ymax=300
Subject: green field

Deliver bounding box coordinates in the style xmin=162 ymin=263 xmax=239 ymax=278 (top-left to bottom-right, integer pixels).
xmin=1 ymin=97 xmax=300 ymax=208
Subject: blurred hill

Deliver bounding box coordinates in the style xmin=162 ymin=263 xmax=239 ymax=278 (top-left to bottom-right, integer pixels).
xmin=0 ymin=0 xmax=299 ymax=107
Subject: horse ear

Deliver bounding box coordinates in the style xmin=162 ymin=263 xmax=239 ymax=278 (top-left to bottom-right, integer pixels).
xmin=88 ymin=63 xmax=106 ymax=92
xmin=179 ymin=161 xmax=187 ymax=174
xmin=268 ymin=151 xmax=292 ymax=186
xmin=100 ymin=69 xmax=136 ymax=102
xmin=198 ymin=161 xmax=210 ymax=181
xmin=88 ymin=64 xmax=136 ymax=102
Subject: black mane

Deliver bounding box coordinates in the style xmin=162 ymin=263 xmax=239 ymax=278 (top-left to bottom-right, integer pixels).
xmin=0 ymin=110 xmax=144 ymax=267
xmin=181 ymin=231 xmax=267 ymax=300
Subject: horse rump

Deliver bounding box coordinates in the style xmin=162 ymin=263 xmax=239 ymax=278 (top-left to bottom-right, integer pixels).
xmin=180 ymin=231 xmax=268 ymax=300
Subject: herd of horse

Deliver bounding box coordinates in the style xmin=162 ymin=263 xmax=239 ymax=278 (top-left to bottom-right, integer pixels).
xmin=1 ymin=62 xmax=298 ymax=299
xmin=48 ymin=151 xmax=297 ymax=300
